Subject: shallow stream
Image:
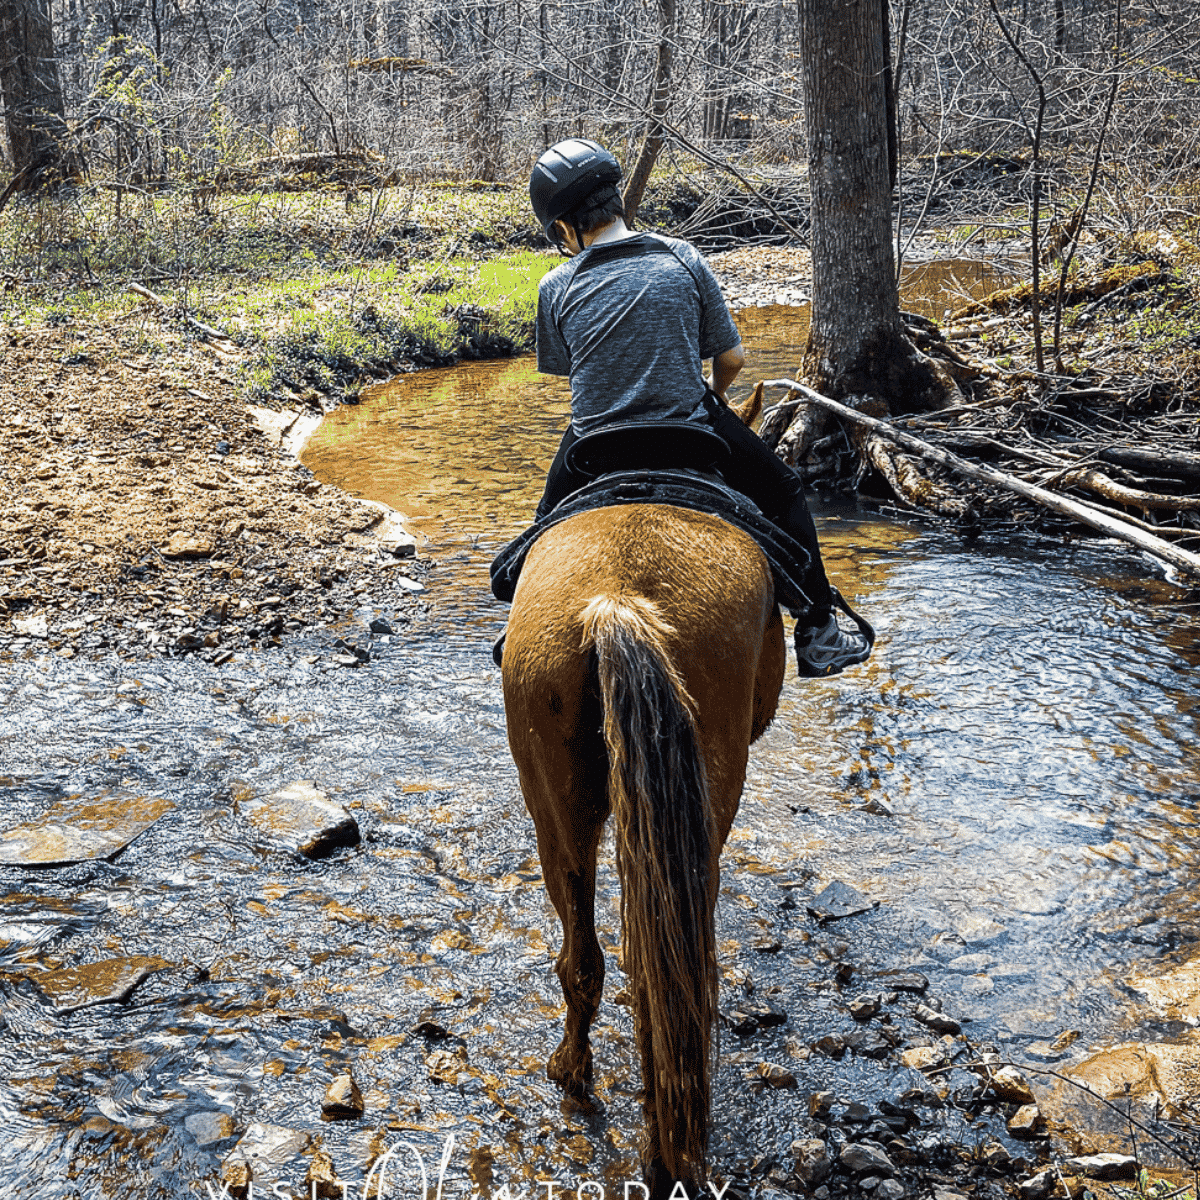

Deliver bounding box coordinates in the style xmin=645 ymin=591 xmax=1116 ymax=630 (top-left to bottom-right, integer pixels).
xmin=2 ymin=292 xmax=1199 ymax=1198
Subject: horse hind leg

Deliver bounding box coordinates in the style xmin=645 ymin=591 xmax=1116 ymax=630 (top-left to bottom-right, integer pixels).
xmin=543 ymin=849 xmax=605 ymax=1094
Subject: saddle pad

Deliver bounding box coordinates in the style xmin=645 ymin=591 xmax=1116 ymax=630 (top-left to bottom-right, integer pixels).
xmin=490 ymin=469 xmax=814 ymax=614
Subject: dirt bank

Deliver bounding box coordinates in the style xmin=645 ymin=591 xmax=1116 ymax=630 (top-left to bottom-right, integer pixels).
xmin=0 ymin=320 xmax=430 ymax=665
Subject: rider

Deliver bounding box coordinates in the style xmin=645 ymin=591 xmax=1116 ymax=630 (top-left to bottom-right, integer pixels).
xmin=527 ymin=137 xmax=872 ymax=678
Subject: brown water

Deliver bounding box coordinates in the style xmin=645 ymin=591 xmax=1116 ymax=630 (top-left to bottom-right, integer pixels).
xmin=3 ymin=269 xmax=1200 ymax=1199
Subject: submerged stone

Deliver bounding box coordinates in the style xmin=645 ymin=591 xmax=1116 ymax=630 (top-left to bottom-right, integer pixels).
xmin=807 ymin=880 xmax=875 ymax=922
xmin=238 ymin=781 xmax=360 ymax=858
xmin=0 ymin=792 xmax=174 ymax=866
xmin=33 ymin=955 xmax=168 ymax=1011
xmin=223 ymin=1123 xmax=310 ymax=1181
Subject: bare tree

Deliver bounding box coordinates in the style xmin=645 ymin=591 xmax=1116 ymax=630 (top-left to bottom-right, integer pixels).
xmin=0 ymin=0 xmax=82 ymax=204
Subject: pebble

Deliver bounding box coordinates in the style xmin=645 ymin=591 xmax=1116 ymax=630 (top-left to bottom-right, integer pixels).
xmin=849 ymin=993 xmax=883 ymax=1020
xmin=914 ymin=1003 xmax=961 ymax=1035
xmin=722 ymin=996 xmax=788 ymax=1034
xmin=185 ymin=1111 xmax=237 ymax=1146
xmin=985 ymin=1064 xmax=1036 ymax=1105
xmin=900 ymin=1045 xmax=946 ymax=1072
xmin=790 ymin=1137 xmax=831 ymax=1185
xmin=757 ymin=1062 xmax=798 ymax=1089
xmin=807 ymin=879 xmax=875 ymax=922
xmin=1063 ymin=1153 xmax=1137 ymax=1180
xmin=1007 ymin=1103 xmax=1045 ymax=1138
xmin=322 ymin=1072 xmax=365 ymax=1119
xmin=1018 ymin=1169 xmax=1055 ymax=1200
xmin=840 ymin=1142 xmax=897 ymax=1177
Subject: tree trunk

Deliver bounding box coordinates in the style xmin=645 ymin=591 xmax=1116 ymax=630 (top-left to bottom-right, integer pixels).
xmin=622 ymin=0 xmax=675 ymax=227
xmin=793 ymin=0 xmax=950 ymax=416
xmin=0 ymin=0 xmax=81 ymax=199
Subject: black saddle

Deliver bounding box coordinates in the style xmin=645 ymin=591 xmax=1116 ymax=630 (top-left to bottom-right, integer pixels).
xmin=564 ymin=420 xmax=731 ymax=479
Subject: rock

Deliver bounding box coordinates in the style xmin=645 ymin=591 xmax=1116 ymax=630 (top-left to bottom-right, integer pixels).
xmin=843 ymin=1101 xmax=871 ymax=1123
xmin=0 ymin=791 xmax=174 ymax=866
xmin=813 ymin=1033 xmax=847 ymax=1058
xmin=1063 ymin=1153 xmax=1137 ymax=1180
xmin=757 ymin=1062 xmax=797 ymax=1089
xmin=948 ymin=951 xmax=994 ymax=972
xmin=238 ymin=781 xmax=360 ymax=858
xmin=426 ymin=1046 xmax=468 ymax=1086
xmin=722 ymin=997 xmax=788 ymax=1034
xmin=185 ymin=1111 xmax=237 ymax=1146
xmin=861 ymin=797 xmax=895 ymax=817
xmin=224 ymin=1123 xmax=309 ymax=1176
xmin=790 ymin=1138 xmax=832 ymax=1185
xmin=877 ymin=1181 xmax=905 ymax=1200
xmin=322 ymin=1072 xmax=364 ymax=1119
xmin=986 ymin=1064 xmax=1036 ymax=1105
xmin=847 ymin=1028 xmax=894 ymax=1059
xmin=807 ymin=880 xmax=875 ymax=922
xmin=219 ymin=1157 xmax=252 ymax=1199
xmin=900 ymin=1045 xmax=946 ymax=1072
xmin=840 ymin=1142 xmax=896 ymax=1177
xmin=873 ymin=970 xmax=929 ymax=994
xmin=1018 ymin=1169 xmax=1055 ymax=1199
xmin=914 ymin=1003 xmax=961 ymax=1035
xmin=961 ymin=974 xmax=994 ymax=996
xmin=1007 ymin=1103 xmax=1045 ymax=1138
xmin=369 ymin=617 xmax=394 ymax=635
xmin=979 ymin=1139 xmax=1011 ymax=1169
xmin=307 ymin=1149 xmax=342 ymax=1199
xmin=955 ymin=913 xmax=1008 ymax=944
xmin=14 ymin=613 xmax=48 ymax=638
xmin=933 ymin=1188 xmax=970 ymax=1200
xmin=33 ymin=955 xmax=167 ymax=1011
xmin=1028 ymin=1038 xmax=1200 ymax=1167
xmin=808 ymin=1091 xmax=834 ymax=1117
xmin=165 ymin=531 xmax=214 ymax=558
xmin=850 ymin=993 xmax=883 ymax=1021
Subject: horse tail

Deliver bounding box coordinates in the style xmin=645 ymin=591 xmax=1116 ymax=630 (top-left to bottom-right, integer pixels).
xmin=580 ymin=595 xmax=717 ymax=1183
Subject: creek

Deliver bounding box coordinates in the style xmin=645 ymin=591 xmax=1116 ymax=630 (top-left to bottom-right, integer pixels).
xmin=1 ymin=280 xmax=1199 ymax=1199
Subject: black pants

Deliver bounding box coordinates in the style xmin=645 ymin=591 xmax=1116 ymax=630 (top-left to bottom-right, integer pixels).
xmin=535 ymin=393 xmax=834 ymax=617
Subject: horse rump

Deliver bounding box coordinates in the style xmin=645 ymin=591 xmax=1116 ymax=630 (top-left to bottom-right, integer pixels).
xmin=581 ymin=595 xmax=718 ymax=1187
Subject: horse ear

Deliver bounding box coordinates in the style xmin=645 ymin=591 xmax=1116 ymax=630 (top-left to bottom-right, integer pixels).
xmin=728 ymin=380 xmax=764 ymax=427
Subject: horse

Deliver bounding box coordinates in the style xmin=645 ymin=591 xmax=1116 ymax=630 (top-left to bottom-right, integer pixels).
xmin=500 ymin=385 xmax=787 ymax=1196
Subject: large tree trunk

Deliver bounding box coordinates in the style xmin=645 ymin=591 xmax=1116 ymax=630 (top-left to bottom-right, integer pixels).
xmin=793 ymin=0 xmax=950 ymax=416
xmin=0 ymin=0 xmax=81 ymax=201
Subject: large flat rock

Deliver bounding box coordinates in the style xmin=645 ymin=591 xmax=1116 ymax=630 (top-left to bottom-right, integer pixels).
xmin=238 ymin=781 xmax=360 ymax=858
xmin=0 ymin=793 xmax=174 ymax=866
xmin=1029 ymin=1034 xmax=1200 ymax=1168
xmin=30 ymin=954 xmax=169 ymax=1011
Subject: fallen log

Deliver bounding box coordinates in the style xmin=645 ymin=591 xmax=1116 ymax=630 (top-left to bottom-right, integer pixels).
xmin=758 ymin=378 xmax=1200 ymax=583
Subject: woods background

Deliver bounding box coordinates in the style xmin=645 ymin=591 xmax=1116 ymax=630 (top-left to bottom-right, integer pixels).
xmin=1 ymin=0 xmax=1198 ymax=237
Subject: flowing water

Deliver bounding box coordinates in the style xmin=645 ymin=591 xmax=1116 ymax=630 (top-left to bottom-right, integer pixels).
xmin=2 ymin=276 xmax=1199 ymax=1198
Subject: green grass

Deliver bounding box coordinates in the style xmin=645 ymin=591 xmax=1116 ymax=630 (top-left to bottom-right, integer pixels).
xmin=0 ymin=182 xmax=552 ymax=401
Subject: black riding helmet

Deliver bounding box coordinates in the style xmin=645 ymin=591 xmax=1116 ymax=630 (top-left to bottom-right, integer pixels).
xmin=529 ymin=138 xmax=622 ymax=240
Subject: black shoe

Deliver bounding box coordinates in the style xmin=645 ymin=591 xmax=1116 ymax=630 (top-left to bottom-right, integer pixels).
xmin=794 ymin=588 xmax=875 ymax=677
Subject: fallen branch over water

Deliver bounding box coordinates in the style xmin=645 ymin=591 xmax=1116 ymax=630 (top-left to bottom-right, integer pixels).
xmin=758 ymin=378 xmax=1200 ymax=583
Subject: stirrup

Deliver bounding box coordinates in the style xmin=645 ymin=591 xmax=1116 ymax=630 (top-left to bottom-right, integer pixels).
xmin=492 ymin=633 xmax=505 ymax=668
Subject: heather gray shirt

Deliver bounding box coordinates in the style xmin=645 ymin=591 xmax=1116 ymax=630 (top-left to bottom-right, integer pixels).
xmin=535 ymin=232 xmax=742 ymax=435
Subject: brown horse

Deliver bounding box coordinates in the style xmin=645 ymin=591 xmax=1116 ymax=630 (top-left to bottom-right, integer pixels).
xmin=501 ymin=388 xmax=787 ymax=1195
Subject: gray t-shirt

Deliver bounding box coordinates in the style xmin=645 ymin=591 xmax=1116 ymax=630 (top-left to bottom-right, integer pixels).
xmin=535 ymin=232 xmax=742 ymax=435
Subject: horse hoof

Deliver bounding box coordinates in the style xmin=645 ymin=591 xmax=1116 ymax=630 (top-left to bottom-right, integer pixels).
xmin=547 ymin=1042 xmax=592 ymax=1095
